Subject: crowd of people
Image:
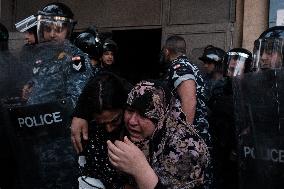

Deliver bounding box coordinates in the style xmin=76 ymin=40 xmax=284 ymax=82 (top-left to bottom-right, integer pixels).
xmin=0 ymin=1 xmax=283 ymax=189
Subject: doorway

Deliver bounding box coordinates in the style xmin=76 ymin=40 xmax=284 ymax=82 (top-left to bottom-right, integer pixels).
xmin=112 ymin=28 xmax=162 ymax=84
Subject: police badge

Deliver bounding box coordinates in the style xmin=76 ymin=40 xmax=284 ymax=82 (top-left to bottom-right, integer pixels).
xmin=71 ymin=56 xmax=86 ymax=72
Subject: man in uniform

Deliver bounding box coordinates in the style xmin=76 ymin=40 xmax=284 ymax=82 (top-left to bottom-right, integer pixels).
xmin=101 ymin=38 xmax=118 ymax=70
xmin=161 ymin=35 xmax=211 ymax=187
xmin=161 ymin=35 xmax=210 ymax=142
xmin=0 ymin=22 xmax=19 ymax=189
xmin=0 ymin=23 xmax=12 ymax=99
xmin=75 ymin=33 xmax=118 ymax=74
xmin=199 ymin=45 xmax=226 ymax=100
xmin=210 ymin=47 xmax=252 ymax=189
xmin=253 ymin=26 xmax=284 ymax=71
xmin=26 ymin=2 xmax=93 ymax=107
xmin=9 ymin=3 xmax=93 ymax=188
xmin=15 ymin=14 xmax=38 ymax=100
xmin=236 ymin=26 xmax=284 ymax=189
xmin=74 ymin=31 xmax=103 ymax=74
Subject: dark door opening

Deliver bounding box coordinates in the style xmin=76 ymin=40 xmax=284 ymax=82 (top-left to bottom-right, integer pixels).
xmin=112 ymin=28 xmax=162 ymax=84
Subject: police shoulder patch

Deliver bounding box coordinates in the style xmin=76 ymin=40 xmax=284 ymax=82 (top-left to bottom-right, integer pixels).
xmin=71 ymin=56 xmax=86 ymax=72
xmin=58 ymin=52 xmax=67 ymax=60
xmin=33 ymin=67 xmax=40 ymax=74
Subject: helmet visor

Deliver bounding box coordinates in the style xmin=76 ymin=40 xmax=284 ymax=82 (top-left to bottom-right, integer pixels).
xmin=37 ymin=15 xmax=73 ymax=43
xmin=225 ymin=52 xmax=248 ymax=77
xmin=253 ymin=38 xmax=284 ymax=70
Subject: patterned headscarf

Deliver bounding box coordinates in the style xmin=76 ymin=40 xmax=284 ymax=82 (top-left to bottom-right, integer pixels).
xmin=126 ymin=80 xmax=210 ymax=188
xmin=127 ymin=80 xmax=170 ymax=129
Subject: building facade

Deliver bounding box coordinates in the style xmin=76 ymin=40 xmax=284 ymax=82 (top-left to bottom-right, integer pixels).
xmin=0 ymin=0 xmax=269 ymax=78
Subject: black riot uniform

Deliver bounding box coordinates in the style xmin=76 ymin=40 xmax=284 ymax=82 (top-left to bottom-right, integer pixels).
xmin=27 ymin=2 xmax=93 ymax=107
xmin=15 ymin=14 xmax=39 ymax=92
xmin=199 ymin=45 xmax=226 ymax=101
xmin=209 ymin=47 xmax=252 ymax=189
xmin=3 ymin=3 xmax=93 ymax=189
xmin=0 ymin=22 xmax=20 ymax=189
xmin=0 ymin=23 xmax=23 ymax=99
xmin=235 ymin=26 xmax=284 ymax=189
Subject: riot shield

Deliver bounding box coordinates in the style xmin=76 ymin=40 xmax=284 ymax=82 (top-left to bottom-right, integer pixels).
xmin=0 ymin=36 xmax=94 ymax=188
xmin=0 ymin=50 xmax=29 ymax=99
xmin=2 ymin=99 xmax=78 ymax=189
xmin=0 ymin=44 xmax=35 ymax=188
xmin=233 ymin=69 xmax=284 ymax=189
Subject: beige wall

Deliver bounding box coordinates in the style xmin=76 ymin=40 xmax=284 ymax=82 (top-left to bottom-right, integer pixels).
xmin=1 ymin=0 xmax=270 ymax=55
xmin=242 ymin=0 xmax=269 ymax=51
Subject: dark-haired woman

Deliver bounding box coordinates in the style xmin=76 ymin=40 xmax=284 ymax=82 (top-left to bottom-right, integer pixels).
xmin=74 ymin=72 xmax=132 ymax=188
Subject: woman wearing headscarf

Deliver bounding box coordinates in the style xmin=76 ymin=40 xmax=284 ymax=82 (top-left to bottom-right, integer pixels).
xmin=107 ymin=80 xmax=210 ymax=189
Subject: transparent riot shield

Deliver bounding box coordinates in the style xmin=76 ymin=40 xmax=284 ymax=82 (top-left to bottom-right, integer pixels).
xmin=0 ymin=40 xmax=91 ymax=188
xmin=0 ymin=50 xmax=30 ymax=100
xmin=0 ymin=45 xmax=34 ymax=188
xmin=233 ymin=69 xmax=284 ymax=189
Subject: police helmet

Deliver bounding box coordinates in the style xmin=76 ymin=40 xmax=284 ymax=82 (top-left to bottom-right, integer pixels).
xmin=74 ymin=32 xmax=103 ymax=60
xmin=224 ymin=48 xmax=252 ymax=77
xmin=37 ymin=2 xmax=76 ymax=42
xmin=15 ymin=15 xmax=37 ymax=33
xmin=38 ymin=2 xmax=74 ymax=18
xmin=252 ymin=26 xmax=284 ymax=70
xmin=85 ymin=25 xmax=99 ymax=36
xmin=199 ymin=45 xmax=226 ymax=64
xmin=0 ymin=23 xmax=8 ymax=41
xmin=103 ymin=39 xmax=118 ymax=54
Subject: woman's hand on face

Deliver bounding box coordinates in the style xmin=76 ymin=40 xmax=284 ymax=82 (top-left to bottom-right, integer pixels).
xmin=107 ymin=136 xmax=148 ymax=176
xmin=108 ymin=136 xmax=159 ymax=188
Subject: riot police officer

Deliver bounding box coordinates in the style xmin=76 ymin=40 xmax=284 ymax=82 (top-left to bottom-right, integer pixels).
xmin=0 ymin=22 xmax=19 ymax=189
xmin=74 ymin=31 xmax=103 ymax=74
xmin=235 ymin=26 xmax=284 ymax=189
xmin=15 ymin=14 xmax=38 ymax=45
xmin=101 ymin=38 xmax=118 ymax=69
xmin=15 ymin=14 xmax=39 ymax=100
xmin=25 ymin=2 xmax=93 ymax=106
xmin=209 ymin=47 xmax=252 ymax=189
xmin=8 ymin=3 xmax=93 ymax=188
xmin=0 ymin=23 xmax=11 ymax=98
xmin=0 ymin=23 xmax=8 ymax=51
xmin=223 ymin=48 xmax=253 ymax=77
xmin=199 ymin=45 xmax=226 ymax=100
xmin=252 ymin=26 xmax=284 ymax=71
